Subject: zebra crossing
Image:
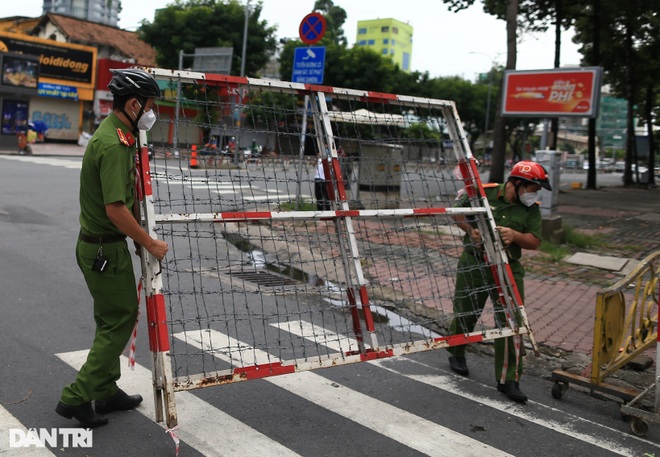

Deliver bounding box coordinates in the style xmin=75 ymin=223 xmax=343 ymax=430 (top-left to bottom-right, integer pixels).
xmin=2 ymin=154 xmax=656 ymax=456
xmin=0 ymin=155 xmax=312 ymax=202
xmin=4 ymin=323 xmax=643 ymax=456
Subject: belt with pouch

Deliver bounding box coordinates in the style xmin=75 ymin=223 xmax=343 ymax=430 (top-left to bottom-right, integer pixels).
xmin=79 ymin=231 xmax=127 ymax=244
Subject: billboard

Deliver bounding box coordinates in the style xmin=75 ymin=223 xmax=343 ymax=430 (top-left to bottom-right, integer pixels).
xmin=501 ymin=67 xmax=602 ymax=118
xmin=1 ymin=54 xmax=39 ymax=89
xmin=0 ymin=32 xmax=95 ymax=85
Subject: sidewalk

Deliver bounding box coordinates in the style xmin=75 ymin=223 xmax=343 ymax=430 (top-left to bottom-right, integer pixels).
xmin=4 ymin=143 xmax=658 ymax=360
xmin=525 ymin=185 xmax=659 ymax=357
xmin=6 ymin=141 xmax=86 ymax=157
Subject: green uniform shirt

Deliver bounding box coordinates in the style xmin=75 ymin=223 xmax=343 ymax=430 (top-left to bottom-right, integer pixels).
xmin=457 ymin=183 xmax=542 ymax=262
xmin=79 ymin=113 xmax=136 ymax=236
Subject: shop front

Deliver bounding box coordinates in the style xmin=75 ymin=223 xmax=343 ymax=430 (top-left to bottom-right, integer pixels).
xmin=0 ymin=31 xmax=96 ymax=149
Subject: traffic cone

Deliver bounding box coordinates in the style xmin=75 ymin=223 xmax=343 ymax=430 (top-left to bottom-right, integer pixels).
xmin=189 ymin=144 xmax=199 ymax=169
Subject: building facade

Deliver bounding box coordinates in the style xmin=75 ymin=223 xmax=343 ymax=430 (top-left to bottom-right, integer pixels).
xmin=42 ymin=0 xmax=121 ymax=27
xmin=355 ymin=18 xmax=413 ymax=72
xmin=0 ymin=12 xmax=156 ymax=149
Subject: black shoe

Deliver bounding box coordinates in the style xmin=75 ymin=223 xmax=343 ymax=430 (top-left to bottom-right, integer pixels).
xmin=497 ymin=381 xmax=528 ymax=403
xmin=56 ymin=401 xmax=108 ymax=428
xmin=448 ymin=356 xmax=469 ymax=376
xmin=95 ymin=389 xmax=143 ymax=414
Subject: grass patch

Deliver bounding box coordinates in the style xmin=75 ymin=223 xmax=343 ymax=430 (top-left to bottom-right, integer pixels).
xmin=538 ymin=243 xmax=571 ymax=263
xmin=538 ymin=223 xmax=607 ymax=262
xmin=278 ymin=199 xmax=317 ymax=211
xmin=563 ymin=224 xmax=606 ymax=249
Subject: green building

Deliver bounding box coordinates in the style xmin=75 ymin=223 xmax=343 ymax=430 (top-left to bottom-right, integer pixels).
xmin=355 ymin=18 xmax=413 ymax=72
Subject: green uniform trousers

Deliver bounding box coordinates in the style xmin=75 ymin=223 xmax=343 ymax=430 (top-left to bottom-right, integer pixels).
xmin=60 ymin=239 xmax=138 ymax=405
xmin=447 ymin=249 xmax=525 ymax=382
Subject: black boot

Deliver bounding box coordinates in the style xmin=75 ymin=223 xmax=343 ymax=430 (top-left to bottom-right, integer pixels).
xmin=95 ymin=389 xmax=143 ymax=414
xmin=56 ymin=401 xmax=108 ymax=428
xmin=497 ymin=381 xmax=528 ymax=403
xmin=448 ymin=356 xmax=469 ymax=376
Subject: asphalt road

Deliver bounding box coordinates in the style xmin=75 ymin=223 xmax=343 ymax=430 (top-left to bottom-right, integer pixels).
xmin=0 ymin=155 xmax=658 ymax=456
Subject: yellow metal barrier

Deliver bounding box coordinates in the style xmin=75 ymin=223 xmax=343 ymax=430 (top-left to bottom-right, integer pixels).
xmin=551 ymin=250 xmax=659 ymax=436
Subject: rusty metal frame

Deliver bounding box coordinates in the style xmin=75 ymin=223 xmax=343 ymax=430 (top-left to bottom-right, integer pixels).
xmin=137 ymin=131 xmax=179 ymax=429
xmin=141 ymin=68 xmax=540 ymax=421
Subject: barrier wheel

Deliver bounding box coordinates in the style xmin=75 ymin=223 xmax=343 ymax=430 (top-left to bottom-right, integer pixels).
xmin=629 ymin=418 xmax=649 ymax=436
xmin=551 ymin=382 xmax=567 ymax=399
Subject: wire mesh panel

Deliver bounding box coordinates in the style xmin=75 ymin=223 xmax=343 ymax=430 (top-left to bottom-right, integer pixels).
xmin=137 ymin=68 xmax=537 ymax=427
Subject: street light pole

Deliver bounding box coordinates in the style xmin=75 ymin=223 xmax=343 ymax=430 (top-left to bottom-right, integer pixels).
xmin=240 ymin=0 xmax=250 ymax=78
xmin=469 ymin=51 xmax=497 ymax=158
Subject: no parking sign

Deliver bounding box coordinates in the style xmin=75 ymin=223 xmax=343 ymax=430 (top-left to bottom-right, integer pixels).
xmin=299 ymin=12 xmax=326 ymax=45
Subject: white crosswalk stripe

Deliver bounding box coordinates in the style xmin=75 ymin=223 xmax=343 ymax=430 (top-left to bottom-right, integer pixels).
xmin=174 ymin=329 xmax=513 ymax=457
xmin=55 ymin=351 xmax=301 ymax=457
xmin=0 ymin=406 xmax=58 ymax=456
xmin=0 ymin=156 xmax=312 ymax=201
xmin=45 ymin=324 xmax=653 ymax=457
xmin=278 ymin=320 xmax=642 ymax=457
xmin=0 ymin=155 xmax=82 ymax=169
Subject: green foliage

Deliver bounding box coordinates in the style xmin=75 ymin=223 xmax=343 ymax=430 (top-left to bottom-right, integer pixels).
xmin=312 ymin=0 xmax=348 ymax=46
xmin=138 ymin=0 xmax=277 ymax=77
xmin=538 ymin=223 xmax=606 ymax=262
xmin=279 ymin=199 xmax=317 ymax=211
xmin=400 ymin=123 xmax=442 ymax=141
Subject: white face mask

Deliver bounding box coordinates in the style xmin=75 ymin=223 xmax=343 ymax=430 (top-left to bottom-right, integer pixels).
xmin=137 ymin=109 xmax=157 ymax=131
xmin=519 ymin=191 xmax=538 ymax=207
xmin=131 ymin=101 xmax=157 ymax=131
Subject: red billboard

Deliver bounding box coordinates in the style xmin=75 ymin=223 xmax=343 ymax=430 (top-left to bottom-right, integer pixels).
xmin=501 ymin=67 xmax=602 ymax=118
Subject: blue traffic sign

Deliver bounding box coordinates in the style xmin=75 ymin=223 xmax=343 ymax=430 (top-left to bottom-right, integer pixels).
xmin=292 ymin=46 xmax=326 ymax=84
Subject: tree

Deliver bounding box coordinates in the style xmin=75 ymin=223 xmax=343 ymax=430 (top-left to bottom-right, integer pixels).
xmin=139 ymin=0 xmax=277 ymax=77
xmin=312 ymin=0 xmax=348 ymax=46
xmin=573 ymin=0 xmax=660 ymax=186
xmin=441 ymin=0 xmax=519 ymax=183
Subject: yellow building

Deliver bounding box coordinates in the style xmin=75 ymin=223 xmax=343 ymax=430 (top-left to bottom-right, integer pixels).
xmin=355 ymin=18 xmax=413 ymax=72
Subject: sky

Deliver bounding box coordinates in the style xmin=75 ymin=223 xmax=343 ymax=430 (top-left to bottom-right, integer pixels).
xmin=4 ymin=0 xmax=583 ymax=81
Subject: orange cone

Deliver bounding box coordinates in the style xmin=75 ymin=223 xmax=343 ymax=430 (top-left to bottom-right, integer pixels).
xmin=190 ymin=144 xmax=199 ymax=169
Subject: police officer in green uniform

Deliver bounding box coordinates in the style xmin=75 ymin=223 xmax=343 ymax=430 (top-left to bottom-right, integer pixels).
xmin=56 ymin=68 xmax=168 ymax=428
xmin=447 ymin=161 xmax=551 ymax=403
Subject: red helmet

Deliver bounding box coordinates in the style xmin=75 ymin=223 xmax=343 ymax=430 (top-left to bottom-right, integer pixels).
xmin=509 ymin=161 xmax=552 ymax=190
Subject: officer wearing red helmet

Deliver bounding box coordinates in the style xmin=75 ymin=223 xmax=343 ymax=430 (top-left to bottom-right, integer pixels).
xmin=56 ymin=68 xmax=168 ymax=427
xmin=447 ymin=160 xmax=550 ymax=403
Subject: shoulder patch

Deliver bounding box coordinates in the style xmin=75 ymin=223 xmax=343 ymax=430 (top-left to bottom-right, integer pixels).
xmin=116 ymin=128 xmax=135 ymax=147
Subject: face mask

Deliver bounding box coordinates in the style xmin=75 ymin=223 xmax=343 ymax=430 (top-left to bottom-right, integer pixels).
xmin=519 ymin=191 xmax=538 ymax=207
xmin=130 ymin=101 xmax=157 ymax=131
xmin=137 ymin=109 xmax=157 ymax=131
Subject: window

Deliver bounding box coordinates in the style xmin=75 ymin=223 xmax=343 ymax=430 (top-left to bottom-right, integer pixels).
xmin=358 ymin=28 xmax=367 ymax=35
xmin=367 ymin=39 xmax=375 ymax=45
xmin=357 ymin=40 xmax=367 ymax=46
xmin=391 ymin=39 xmax=396 ymax=47
xmin=403 ymin=53 xmax=410 ymax=71
xmin=383 ymin=39 xmax=389 ymax=44
xmin=1 ymin=100 xmax=29 ymax=135
xmin=382 ymin=49 xmax=388 ymax=55
xmin=393 ymin=27 xmax=398 ymax=34
xmin=381 ymin=26 xmax=389 ymax=33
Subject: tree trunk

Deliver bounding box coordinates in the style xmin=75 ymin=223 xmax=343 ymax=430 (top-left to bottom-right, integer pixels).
xmin=645 ymin=80 xmax=656 ymax=186
xmin=623 ymin=12 xmax=637 ymax=186
xmin=586 ymin=0 xmax=601 ymax=189
xmin=549 ymin=0 xmax=563 ymax=151
xmin=490 ymin=0 xmax=518 ymax=183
